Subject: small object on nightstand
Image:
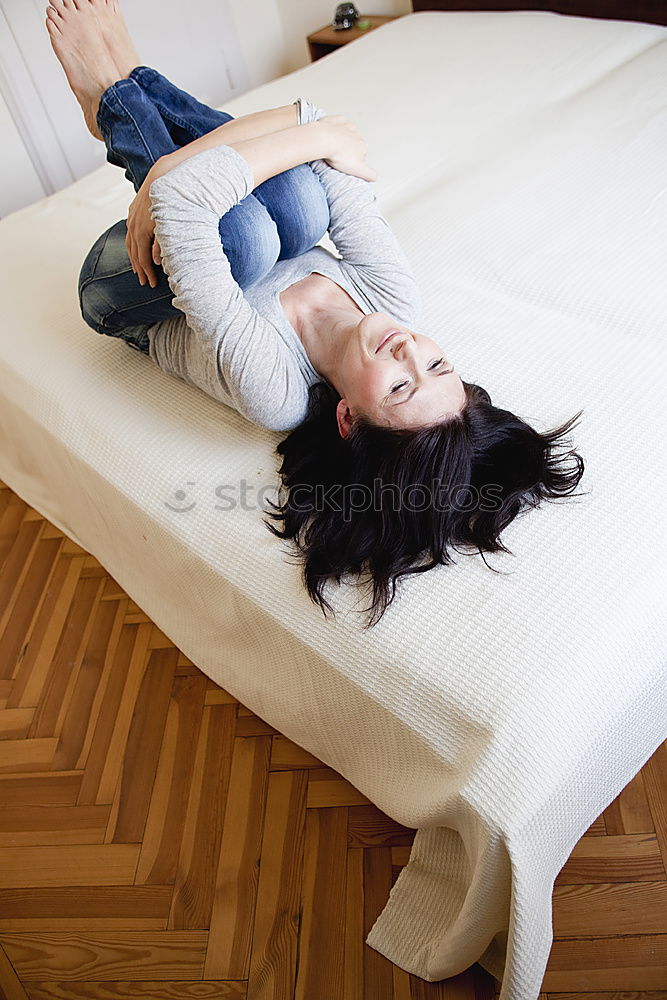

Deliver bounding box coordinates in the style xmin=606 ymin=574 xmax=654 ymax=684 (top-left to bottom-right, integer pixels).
xmin=332 ymin=3 xmax=359 ymax=30
xmin=307 ymin=14 xmax=400 ymax=62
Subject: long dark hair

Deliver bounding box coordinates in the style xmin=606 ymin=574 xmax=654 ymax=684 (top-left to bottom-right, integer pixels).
xmin=264 ymin=379 xmax=586 ymax=628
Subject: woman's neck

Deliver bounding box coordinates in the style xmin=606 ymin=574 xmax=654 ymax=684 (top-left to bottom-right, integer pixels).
xmin=280 ymin=274 xmax=365 ymax=391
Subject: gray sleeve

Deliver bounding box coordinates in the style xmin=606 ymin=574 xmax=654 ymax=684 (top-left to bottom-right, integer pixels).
xmin=294 ymin=97 xmax=422 ymax=328
xmin=147 ymin=144 xmax=311 ymax=432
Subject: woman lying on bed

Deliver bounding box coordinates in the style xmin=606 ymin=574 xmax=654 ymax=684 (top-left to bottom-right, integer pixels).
xmin=47 ymin=0 xmax=585 ymax=627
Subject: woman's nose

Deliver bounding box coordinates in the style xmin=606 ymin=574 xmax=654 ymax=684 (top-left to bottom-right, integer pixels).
xmin=392 ymin=335 xmax=416 ymax=359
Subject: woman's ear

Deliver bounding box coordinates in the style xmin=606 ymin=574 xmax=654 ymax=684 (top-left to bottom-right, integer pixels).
xmin=336 ymin=398 xmax=353 ymax=439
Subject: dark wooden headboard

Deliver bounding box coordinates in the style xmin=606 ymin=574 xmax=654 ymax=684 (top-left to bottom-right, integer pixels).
xmin=410 ymin=1 xmax=667 ymax=26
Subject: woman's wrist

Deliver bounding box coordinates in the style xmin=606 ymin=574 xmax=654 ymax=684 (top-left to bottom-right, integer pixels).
xmin=225 ymin=121 xmax=330 ymax=188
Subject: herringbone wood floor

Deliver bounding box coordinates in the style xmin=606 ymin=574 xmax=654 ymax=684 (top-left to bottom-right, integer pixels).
xmin=0 ymin=480 xmax=665 ymax=1000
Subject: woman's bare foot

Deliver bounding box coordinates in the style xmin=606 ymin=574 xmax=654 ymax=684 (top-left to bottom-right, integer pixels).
xmin=46 ymin=0 xmax=120 ymax=140
xmin=88 ymin=0 xmax=142 ymax=80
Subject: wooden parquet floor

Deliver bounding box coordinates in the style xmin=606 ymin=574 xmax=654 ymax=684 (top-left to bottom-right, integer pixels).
xmin=0 ymin=481 xmax=665 ymax=1000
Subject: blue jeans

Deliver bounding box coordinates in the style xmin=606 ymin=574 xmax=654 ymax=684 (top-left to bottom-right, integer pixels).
xmin=78 ymin=66 xmax=330 ymax=354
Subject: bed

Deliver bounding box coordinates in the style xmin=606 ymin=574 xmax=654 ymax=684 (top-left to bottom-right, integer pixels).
xmin=1 ymin=4 xmax=666 ymax=998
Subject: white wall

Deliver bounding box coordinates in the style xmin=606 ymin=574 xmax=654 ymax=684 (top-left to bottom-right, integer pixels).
xmin=0 ymin=88 xmax=45 ymax=218
xmin=228 ymin=0 xmax=413 ymax=85
xmin=0 ymin=0 xmax=414 ymax=216
xmin=0 ymin=0 xmax=248 ymax=215
xmin=227 ymin=0 xmax=288 ymax=89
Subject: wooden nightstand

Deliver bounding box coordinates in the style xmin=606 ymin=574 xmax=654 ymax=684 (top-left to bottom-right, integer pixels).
xmin=307 ymin=15 xmax=400 ymax=62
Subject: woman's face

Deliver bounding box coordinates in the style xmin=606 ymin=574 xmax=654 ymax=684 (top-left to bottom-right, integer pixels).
xmin=335 ymin=312 xmax=467 ymax=438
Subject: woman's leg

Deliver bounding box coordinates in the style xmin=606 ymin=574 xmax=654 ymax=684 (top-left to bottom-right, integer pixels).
xmin=44 ymin=0 xmax=328 ymax=351
xmin=126 ymin=65 xmax=234 ymax=148
xmin=129 ymin=66 xmax=331 ymax=259
xmin=123 ymin=67 xmax=314 ymax=275
xmin=96 ymin=70 xmax=232 ymax=191
xmin=81 ymin=73 xmax=281 ymax=350
xmin=80 ymin=71 xmax=330 ymax=352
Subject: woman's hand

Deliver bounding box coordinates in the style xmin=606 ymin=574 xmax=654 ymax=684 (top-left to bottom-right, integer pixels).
xmin=126 ymin=171 xmax=163 ymax=288
xmin=318 ymin=114 xmax=378 ymax=182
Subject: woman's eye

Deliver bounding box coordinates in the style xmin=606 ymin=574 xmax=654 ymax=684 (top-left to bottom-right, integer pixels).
xmin=429 ymin=358 xmax=446 ymax=370
xmin=390 ymin=381 xmax=409 ymax=394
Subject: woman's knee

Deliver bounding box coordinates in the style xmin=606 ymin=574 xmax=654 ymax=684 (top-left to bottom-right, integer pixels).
xmin=78 ymin=222 xmax=126 ymax=332
xmin=78 ymin=218 xmax=174 ymax=336
xmin=252 ymin=164 xmax=330 ymax=260
xmin=218 ymin=196 xmax=281 ymax=289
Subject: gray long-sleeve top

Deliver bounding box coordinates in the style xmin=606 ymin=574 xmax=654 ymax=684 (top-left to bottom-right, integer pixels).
xmin=147 ymin=97 xmax=422 ymax=432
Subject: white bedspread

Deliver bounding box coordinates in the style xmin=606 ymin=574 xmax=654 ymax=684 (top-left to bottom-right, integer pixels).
xmin=1 ymin=11 xmax=666 ymax=998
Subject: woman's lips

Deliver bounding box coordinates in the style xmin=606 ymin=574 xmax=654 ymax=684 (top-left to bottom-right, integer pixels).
xmin=375 ymin=331 xmax=400 ymax=354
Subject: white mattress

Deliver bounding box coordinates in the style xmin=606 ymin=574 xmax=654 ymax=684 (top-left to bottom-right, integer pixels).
xmin=1 ymin=10 xmax=666 ymax=998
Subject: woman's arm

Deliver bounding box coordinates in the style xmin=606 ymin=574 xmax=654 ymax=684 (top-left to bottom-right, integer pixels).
xmin=127 ymin=121 xmax=327 ymax=286
xmin=143 ymin=121 xmax=376 ymax=429
xmin=294 ymin=98 xmax=422 ymax=327
xmin=216 ymin=119 xmax=375 ymax=190
xmin=214 ymin=122 xmax=330 ymax=190
xmin=154 ymin=117 xmax=375 ymax=189
xmin=127 ymin=115 xmax=374 ymax=285
xmin=150 ymin=146 xmax=307 ymax=430
xmin=144 ymin=144 xmax=313 ymax=430
xmin=152 ymin=103 xmax=300 ymax=178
